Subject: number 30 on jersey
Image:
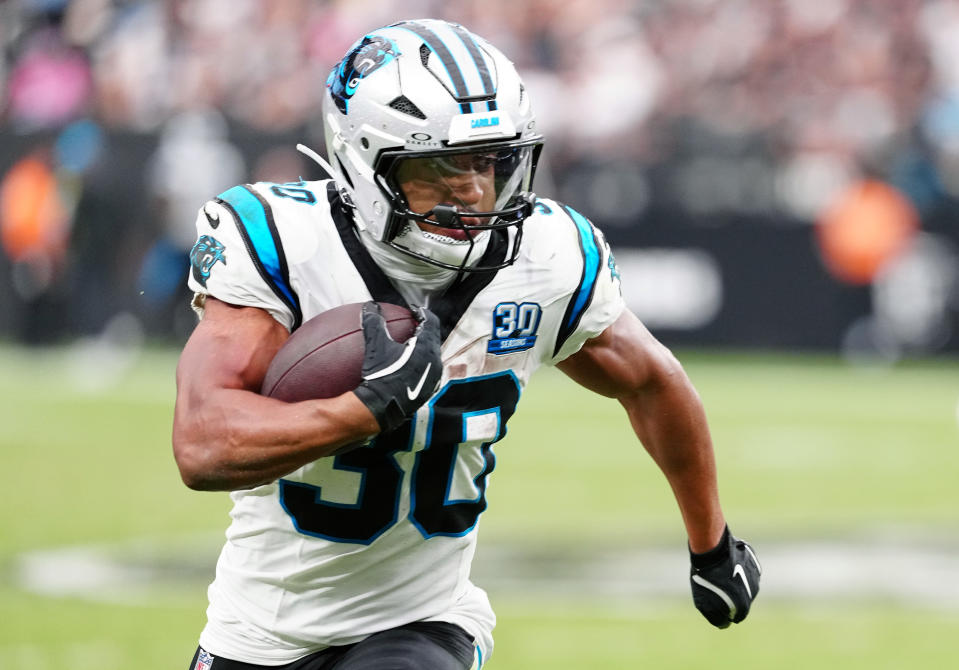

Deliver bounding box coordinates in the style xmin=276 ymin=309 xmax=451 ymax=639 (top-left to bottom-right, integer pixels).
xmin=278 ymin=373 xmax=521 ymax=544
xmin=488 ymin=302 xmax=541 ymax=355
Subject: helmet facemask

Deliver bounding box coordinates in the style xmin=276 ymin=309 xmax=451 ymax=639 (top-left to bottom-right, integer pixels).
xmin=375 ymin=140 xmax=542 ymax=271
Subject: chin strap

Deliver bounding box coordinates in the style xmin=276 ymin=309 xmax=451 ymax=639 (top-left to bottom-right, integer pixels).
xmin=296 ymin=143 xmax=336 ymax=179
xmin=296 ymin=143 xmax=356 ymax=210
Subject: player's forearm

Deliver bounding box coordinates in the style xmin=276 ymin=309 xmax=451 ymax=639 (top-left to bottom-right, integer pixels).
xmin=172 ymin=388 xmax=379 ymax=491
xmin=619 ymin=372 xmax=726 ymax=552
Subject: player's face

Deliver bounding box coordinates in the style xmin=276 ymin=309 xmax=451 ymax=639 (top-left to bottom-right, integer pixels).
xmin=395 ymin=152 xmax=499 ymax=239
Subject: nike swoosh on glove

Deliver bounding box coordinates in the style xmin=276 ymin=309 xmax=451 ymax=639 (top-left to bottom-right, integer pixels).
xmin=353 ymin=302 xmax=443 ymax=433
xmin=689 ymin=525 xmax=762 ymax=628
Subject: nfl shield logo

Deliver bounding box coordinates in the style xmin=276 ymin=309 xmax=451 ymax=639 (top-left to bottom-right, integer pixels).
xmin=194 ymin=649 xmax=214 ymax=670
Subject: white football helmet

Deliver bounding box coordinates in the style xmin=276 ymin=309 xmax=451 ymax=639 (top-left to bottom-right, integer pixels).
xmin=320 ymin=19 xmax=543 ymax=272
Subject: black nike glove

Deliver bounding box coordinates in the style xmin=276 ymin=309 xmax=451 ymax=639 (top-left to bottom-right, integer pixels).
xmin=689 ymin=526 xmax=761 ymax=629
xmin=353 ymin=302 xmax=442 ymax=433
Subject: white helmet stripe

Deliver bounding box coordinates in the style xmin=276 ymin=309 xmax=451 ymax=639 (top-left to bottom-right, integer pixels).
xmin=448 ymin=22 xmax=497 ymax=112
xmin=394 ymin=23 xmax=471 ymax=112
xmin=436 ymin=22 xmax=494 ymax=97
xmin=394 ymin=21 xmax=495 ymax=113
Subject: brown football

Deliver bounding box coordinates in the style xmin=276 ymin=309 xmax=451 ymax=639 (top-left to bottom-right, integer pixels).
xmin=261 ymin=302 xmax=416 ymax=402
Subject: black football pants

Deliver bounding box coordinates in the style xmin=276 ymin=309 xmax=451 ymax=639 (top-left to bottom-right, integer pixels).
xmin=188 ymin=621 xmax=475 ymax=670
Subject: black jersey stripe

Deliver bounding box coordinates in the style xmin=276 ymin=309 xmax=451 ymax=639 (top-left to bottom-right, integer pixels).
xmin=216 ymin=184 xmax=303 ymax=330
xmin=431 ymin=230 xmax=509 ymax=341
xmin=327 ymin=184 xmax=408 ymax=309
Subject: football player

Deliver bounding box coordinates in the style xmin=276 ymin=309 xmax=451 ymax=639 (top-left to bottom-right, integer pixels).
xmin=173 ymin=18 xmax=760 ymax=670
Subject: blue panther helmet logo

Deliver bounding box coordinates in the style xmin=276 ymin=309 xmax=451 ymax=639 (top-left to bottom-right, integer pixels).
xmin=190 ymin=235 xmax=226 ymax=288
xmin=327 ymin=34 xmax=398 ymax=114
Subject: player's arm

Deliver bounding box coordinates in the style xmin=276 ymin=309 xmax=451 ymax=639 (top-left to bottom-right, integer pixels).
xmin=557 ymin=308 xmax=725 ymax=551
xmin=172 ymin=297 xmax=381 ymax=491
xmin=557 ymin=308 xmax=760 ymax=627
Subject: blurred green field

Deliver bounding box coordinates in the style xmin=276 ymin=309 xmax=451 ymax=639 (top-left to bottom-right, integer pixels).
xmin=1 ymin=343 xmax=957 ymax=669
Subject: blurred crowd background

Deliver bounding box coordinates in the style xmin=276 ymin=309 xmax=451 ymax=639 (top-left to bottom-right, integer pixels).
xmin=2 ymin=0 xmax=958 ymax=359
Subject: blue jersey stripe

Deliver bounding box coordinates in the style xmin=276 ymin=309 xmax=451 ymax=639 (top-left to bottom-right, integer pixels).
xmin=566 ymin=207 xmax=601 ymax=326
xmin=216 ymin=185 xmax=302 ymax=328
xmin=553 ymin=205 xmax=602 ymax=357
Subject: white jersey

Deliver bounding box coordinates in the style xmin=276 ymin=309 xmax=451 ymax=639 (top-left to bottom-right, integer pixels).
xmin=187 ymin=179 xmax=625 ymax=666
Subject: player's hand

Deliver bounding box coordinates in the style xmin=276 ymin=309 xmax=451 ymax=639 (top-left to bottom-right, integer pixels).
xmin=353 ymin=301 xmax=442 ymax=432
xmin=689 ymin=526 xmax=761 ymax=628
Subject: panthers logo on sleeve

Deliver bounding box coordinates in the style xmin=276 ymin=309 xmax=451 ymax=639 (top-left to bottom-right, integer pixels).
xmin=190 ymin=235 xmax=227 ymax=287
xmin=606 ymin=244 xmax=622 ymax=292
